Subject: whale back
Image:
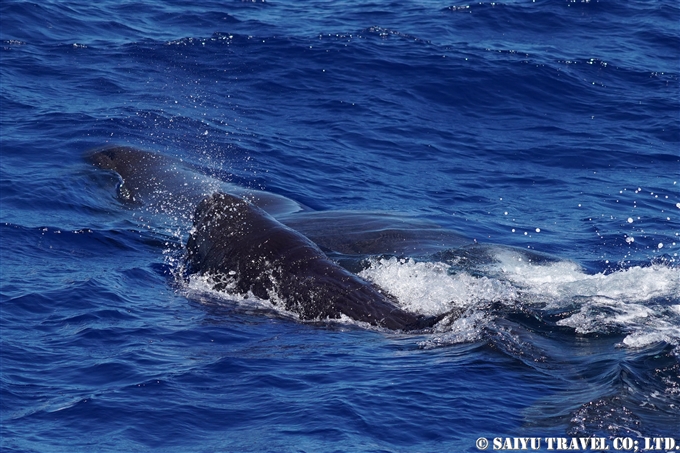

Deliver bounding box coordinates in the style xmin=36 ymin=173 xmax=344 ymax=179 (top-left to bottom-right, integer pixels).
xmin=187 ymin=193 xmax=432 ymax=329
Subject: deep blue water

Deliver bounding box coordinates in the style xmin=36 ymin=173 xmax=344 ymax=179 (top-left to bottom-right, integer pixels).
xmin=1 ymin=1 xmax=679 ymax=452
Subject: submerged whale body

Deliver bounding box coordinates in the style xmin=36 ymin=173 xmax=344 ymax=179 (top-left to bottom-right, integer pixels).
xmin=187 ymin=192 xmax=441 ymax=330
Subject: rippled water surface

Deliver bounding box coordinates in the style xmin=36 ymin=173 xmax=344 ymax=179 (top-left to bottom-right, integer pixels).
xmin=1 ymin=1 xmax=679 ymax=452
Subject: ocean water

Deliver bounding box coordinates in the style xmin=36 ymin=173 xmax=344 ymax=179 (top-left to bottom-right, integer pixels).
xmin=1 ymin=0 xmax=679 ymax=452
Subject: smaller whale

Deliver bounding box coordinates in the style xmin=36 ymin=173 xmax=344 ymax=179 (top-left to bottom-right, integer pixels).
xmin=88 ymin=145 xmax=305 ymax=217
xmin=187 ymin=192 xmax=443 ymax=330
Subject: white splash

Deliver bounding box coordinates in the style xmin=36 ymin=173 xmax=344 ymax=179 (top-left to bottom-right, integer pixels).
xmin=489 ymin=250 xmax=680 ymax=347
xmin=419 ymin=311 xmax=489 ymax=349
xmin=185 ymin=273 xmax=280 ymax=312
xmin=490 ymin=250 xmax=678 ymax=303
xmin=358 ymin=257 xmax=517 ymax=316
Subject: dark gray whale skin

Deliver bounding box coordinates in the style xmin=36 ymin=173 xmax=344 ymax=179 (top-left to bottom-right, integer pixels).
xmin=88 ymin=145 xmax=305 ymax=217
xmin=187 ymin=193 xmax=441 ymax=330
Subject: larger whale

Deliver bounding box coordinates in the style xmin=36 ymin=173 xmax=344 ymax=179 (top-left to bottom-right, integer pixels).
xmin=88 ymin=146 xmax=464 ymax=330
xmin=187 ymin=192 xmax=442 ymax=329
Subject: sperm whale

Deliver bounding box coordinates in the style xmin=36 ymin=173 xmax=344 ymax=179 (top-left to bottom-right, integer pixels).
xmin=88 ymin=146 xmax=447 ymax=330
